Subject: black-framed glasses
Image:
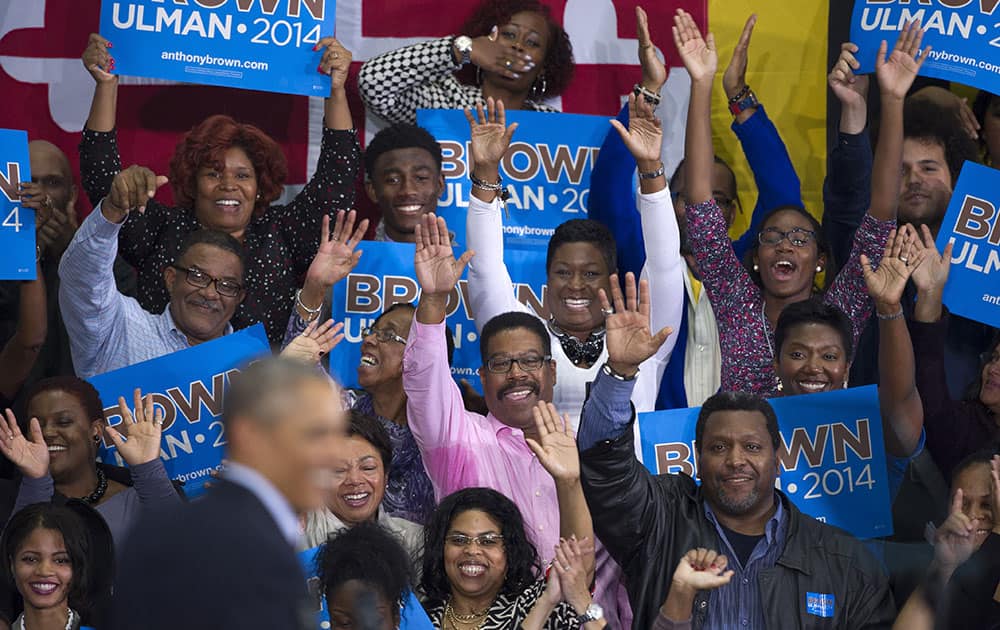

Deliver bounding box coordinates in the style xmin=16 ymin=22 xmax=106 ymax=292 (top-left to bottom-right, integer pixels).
xmin=980 ymin=350 xmax=1000 ymax=366
xmin=758 ymin=227 xmax=816 ymax=248
xmin=362 ymin=327 xmax=407 ymax=345
xmin=445 ymin=533 xmax=504 ymax=549
xmin=485 ymin=354 xmax=551 ymax=374
xmin=171 ymin=265 xmax=243 ymax=297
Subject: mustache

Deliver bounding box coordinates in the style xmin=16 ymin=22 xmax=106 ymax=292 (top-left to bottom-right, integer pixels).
xmin=497 ymin=380 xmax=539 ymax=401
xmin=188 ymin=296 xmax=221 ymax=311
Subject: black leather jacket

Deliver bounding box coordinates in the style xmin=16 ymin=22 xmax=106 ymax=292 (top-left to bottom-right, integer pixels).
xmin=580 ymin=421 xmax=896 ymax=629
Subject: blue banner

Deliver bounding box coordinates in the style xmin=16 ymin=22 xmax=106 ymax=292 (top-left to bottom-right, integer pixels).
xmin=416 ymin=109 xmax=609 ymax=251
xmin=87 ymin=324 xmax=270 ymax=498
xmin=328 ymin=241 xmax=547 ymax=395
xmin=936 ymin=161 xmax=1000 ymax=328
xmin=299 ymin=545 xmax=434 ymax=629
xmin=0 ymin=129 xmax=34 ymax=280
xmin=637 ymin=386 xmax=892 ymax=539
xmin=99 ymin=0 xmax=334 ymax=97
xmin=849 ymin=1 xmax=1000 ymax=94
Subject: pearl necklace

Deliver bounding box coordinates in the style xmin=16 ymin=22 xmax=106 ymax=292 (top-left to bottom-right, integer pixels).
xmin=17 ymin=607 xmax=75 ymax=630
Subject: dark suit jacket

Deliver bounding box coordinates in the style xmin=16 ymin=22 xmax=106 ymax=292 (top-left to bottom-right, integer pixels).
xmin=109 ymin=480 xmax=314 ymax=630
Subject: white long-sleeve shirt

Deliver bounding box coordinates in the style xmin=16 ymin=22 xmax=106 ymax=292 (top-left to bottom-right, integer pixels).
xmin=466 ymin=187 xmax=684 ymax=429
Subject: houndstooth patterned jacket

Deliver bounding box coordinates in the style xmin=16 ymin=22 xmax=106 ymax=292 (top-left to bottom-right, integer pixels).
xmin=358 ymin=36 xmax=557 ymax=125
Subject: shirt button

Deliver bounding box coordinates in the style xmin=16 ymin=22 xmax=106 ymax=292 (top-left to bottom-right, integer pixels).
xmin=535 ymin=490 xmax=541 ymax=497
xmin=742 ymin=578 xmax=749 ymax=585
xmin=538 ymin=525 xmax=544 ymax=531
xmin=742 ymin=621 xmax=748 ymax=627
xmin=697 ymin=344 xmax=706 ymax=351
xmin=699 ymin=601 xmax=708 ymax=609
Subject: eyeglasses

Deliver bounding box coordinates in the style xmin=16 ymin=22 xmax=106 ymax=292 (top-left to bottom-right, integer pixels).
xmin=758 ymin=227 xmax=816 ymax=248
xmin=445 ymin=533 xmax=504 ymax=549
xmin=980 ymin=351 xmax=1000 ymax=366
xmin=170 ymin=265 xmax=243 ymax=297
xmin=671 ymin=192 xmax=736 ymax=208
xmin=486 ymin=354 xmax=551 ymax=374
xmin=362 ymin=327 xmax=407 ymax=345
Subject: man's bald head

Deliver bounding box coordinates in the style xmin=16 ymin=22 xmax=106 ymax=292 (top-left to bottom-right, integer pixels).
xmin=28 ymin=140 xmax=76 ymax=213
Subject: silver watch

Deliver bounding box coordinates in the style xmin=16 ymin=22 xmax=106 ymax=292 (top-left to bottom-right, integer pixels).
xmin=454 ymin=35 xmax=473 ymax=66
xmin=576 ymin=603 xmax=603 ymax=623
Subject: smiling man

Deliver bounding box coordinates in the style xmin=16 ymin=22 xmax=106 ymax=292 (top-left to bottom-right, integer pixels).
xmin=364 ymin=123 xmax=446 ymax=243
xmin=578 ymin=389 xmax=895 ymax=629
xmin=59 ymin=165 xmax=246 ymax=378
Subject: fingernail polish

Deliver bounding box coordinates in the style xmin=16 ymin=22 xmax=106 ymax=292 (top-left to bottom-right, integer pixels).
xmin=312 ymin=44 xmax=319 ymax=51
xmin=106 ymin=42 xmax=113 ymax=48
xmin=513 ymin=73 xmax=521 ymax=78
xmin=317 ymin=64 xmax=324 ymax=73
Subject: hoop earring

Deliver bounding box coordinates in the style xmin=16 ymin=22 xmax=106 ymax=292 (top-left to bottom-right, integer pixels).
xmin=530 ymin=73 xmax=547 ymax=100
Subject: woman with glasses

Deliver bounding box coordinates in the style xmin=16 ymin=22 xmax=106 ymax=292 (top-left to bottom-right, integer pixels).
xmin=675 ymin=13 xmax=926 ymax=396
xmin=78 ymin=35 xmax=359 ymax=346
xmin=420 ymin=402 xmax=605 ymax=629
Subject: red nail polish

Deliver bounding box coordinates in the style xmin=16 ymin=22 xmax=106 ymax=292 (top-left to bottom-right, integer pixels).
xmin=317 ymin=64 xmax=324 ymax=73
xmin=106 ymin=42 xmax=113 ymax=48
xmin=312 ymin=44 xmax=319 ymax=52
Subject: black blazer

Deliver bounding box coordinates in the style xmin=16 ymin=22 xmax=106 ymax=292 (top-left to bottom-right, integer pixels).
xmin=109 ymin=480 xmax=315 ymax=630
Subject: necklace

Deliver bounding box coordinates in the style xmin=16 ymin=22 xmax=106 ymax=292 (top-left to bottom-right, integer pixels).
xmin=547 ymin=318 xmax=605 ymax=366
xmin=80 ymin=467 xmax=108 ymax=505
xmin=18 ymin=607 xmax=75 ymax=630
xmin=445 ymin=601 xmax=488 ymax=629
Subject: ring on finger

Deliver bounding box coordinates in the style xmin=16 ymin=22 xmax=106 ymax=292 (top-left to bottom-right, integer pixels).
xmin=899 ymin=256 xmax=909 ymax=264
xmin=601 ymin=307 xmax=614 ymax=316
xmin=504 ymin=59 xmax=513 ymax=69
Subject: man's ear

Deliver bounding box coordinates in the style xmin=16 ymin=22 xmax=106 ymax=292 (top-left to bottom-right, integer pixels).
xmin=163 ymin=265 xmax=177 ymax=292
xmin=365 ymin=180 xmax=378 ymax=204
xmin=436 ymin=172 xmax=445 ymax=198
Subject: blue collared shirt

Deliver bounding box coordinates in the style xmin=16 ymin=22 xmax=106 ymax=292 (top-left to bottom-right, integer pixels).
xmin=703 ymin=496 xmax=788 ymax=630
xmin=58 ymin=204 xmax=233 ymax=379
xmin=224 ymin=461 xmax=303 ymax=548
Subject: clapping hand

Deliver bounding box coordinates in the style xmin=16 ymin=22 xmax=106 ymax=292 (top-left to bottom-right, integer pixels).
xmin=875 ymin=20 xmax=930 ymax=101
xmin=305 ymin=211 xmax=368 ymax=292
xmin=722 ymin=15 xmax=757 ymax=101
xmin=829 ymin=43 xmax=870 ymax=109
xmin=413 ymin=214 xmax=473 ymax=296
xmin=0 ymin=409 xmax=49 ymax=480
xmin=464 ymin=98 xmax=518 ymax=173
xmin=910 ymin=224 xmax=953 ymax=295
xmin=861 ymin=225 xmax=925 ymax=310
xmin=102 ymin=165 xmax=169 ymax=223
xmin=315 ymin=37 xmax=353 ymax=92
xmin=671 ymin=548 xmax=735 ymax=592
xmin=610 ymin=94 xmax=663 ymax=166
xmin=525 ymin=402 xmax=579 ymax=484
xmin=281 ymin=319 xmax=345 ymax=365
xmin=672 ymin=9 xmax=716 ymax=84
xmin=83 ymin=33 xmax=116 ymax=83
xmin=600 ymin=272 xmax=673 ymax=378
xmin=104 ymin=389 xmax=164 ymax=467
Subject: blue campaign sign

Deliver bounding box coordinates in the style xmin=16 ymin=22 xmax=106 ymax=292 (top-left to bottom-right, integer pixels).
xmin=637 ymin=386 xmax=893 ymax=539
xmin=850 ymin=1 xmax=1000 ymax=94
xmin=416 ymin=109 xmax=609 ymax=251
xmin=936 ymin=160 xmax=1000 ymax=328
xmin=299 ymin=545 xmax=434 ymax=630
xmin=0 ymin=129 xmax=35 ymax=280
xmin=99 ymin=0 xmax=334 ymax=97
xmin=329 ymin=241 xmax=548 ymax=395
xmin=87 ymin=324 xmax=270 ymax=498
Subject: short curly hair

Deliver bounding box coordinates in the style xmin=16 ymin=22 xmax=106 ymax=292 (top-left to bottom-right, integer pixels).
xmin=169 ymin=115 xmax=288 ymax=215
xmin=903 ymin=98 xmax=979 ymax=187
xmin=364 ymin=123 xmax=442 ymax=180
xmin=420 ymin=488 xmax=540 ymax=603
xmin=23 ymin=376 xmax=105 ymax=427
xmin=458 ymin=0 xmax=575 ymax=99
xmin=316 ymin=521 xmax=413 ymax=615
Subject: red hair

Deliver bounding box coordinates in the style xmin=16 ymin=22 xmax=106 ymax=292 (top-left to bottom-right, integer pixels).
xmin=169 ymin=115 xmax=288 ymax=215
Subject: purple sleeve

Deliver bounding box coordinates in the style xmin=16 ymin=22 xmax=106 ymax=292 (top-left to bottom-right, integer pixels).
xmin=651 ymin=612 xmax=692 ymax=630
xmin=10 ymin=474 xmax=55 ymax=520
xmin=824 ymin=213 xmax=895 ymax=348
xmin=129 ymin=459 xmax=182 ymax=507
xmin=685 ymin=199 xmax=757 ymax=318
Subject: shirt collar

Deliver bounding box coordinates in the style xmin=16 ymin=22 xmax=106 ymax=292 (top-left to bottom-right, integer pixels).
xmin=703 ymin=491 xmax=787 ymax=545
xmin=162 ymin=302 xmax=234 ymax=345
xmin=223 ymin=461 xmax=302 ymax=547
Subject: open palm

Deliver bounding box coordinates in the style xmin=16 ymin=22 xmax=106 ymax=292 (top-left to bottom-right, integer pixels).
xmin=601 ymin=273 xmax=672 ymax=369
xmin=875 ymin=20 xmax=929 ymax=100
xmin=0 ymin=409 xmax=49 ymax=479
xmin=525 ymin=402 xmax=579 ymax=482
xmin=465 ymin=98 xmax=517 ymax=169
xmin=610 ymin=95 xmax=663 ymax=163
xmin=861 ymin=227 xmax=924 ymax=306
xmin=106 ymin=389 xmax=164 ymax=466
xmin=672 ymin=9 xmax=717 ymax=83
xmin=910 ymin=224 xmax=952 ymax=293
xmin=414 ymin=214 xmax=473 ymax=295
xmin=306 ymin=211 xmax=368 ymax=290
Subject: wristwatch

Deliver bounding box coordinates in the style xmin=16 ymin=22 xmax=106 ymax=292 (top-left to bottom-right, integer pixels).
xmin=454 ymin=35 xmax=473 ymax=66
xmin=576 ymin=603 xmax=604 ymax=624
xmin=728 ymin=88 xmax=759 ymax=116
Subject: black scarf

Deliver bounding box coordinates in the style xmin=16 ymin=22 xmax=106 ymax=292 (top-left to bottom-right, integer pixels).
xmin=547 ymin=319 xmax=605 ymax=366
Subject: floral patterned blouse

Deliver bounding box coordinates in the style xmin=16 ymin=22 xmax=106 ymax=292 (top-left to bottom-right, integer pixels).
xmin=424 ymin=577 xmax=581 ymax=629
xmin=685 ymin=199 xmax=894 ymax=397
xmin=78 ymin=126 xmax=360 ymax=345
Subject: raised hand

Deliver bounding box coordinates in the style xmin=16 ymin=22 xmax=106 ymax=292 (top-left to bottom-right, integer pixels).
xmin=722 ymin=14 xmax=757 ymax=100
xmin=861 ymin=225 xmax=925 ymax=309
xmin=934 ymin=488 xmax=978 ymax=571
xmin=672 ymin=9 xmax=717 ymax=84
xmin=0 ymin=409 xmax=49 ymax=479
xmin=82 ymin=33 xmax=116 ymax=83
xmin=671 ymin=548 xmax=735 ymax=591
xmin=315 ymin=37 xmax=353 ymax=92
xmin=525 ymin=402 xmax=579 ymax=483
xmin=875 ymin=20 xmax=930 ymax=101
xmin=305 ymin=211 xmax=368 ymax=292
xmin=469 ymin=26 xmax=536 ymax=81
xmin=828 ymin=42 xmax=870 ymax=109
xmin=105 ymin=389 xmax=164 ymax=467
xmin=609 ymin=94 xmax=663 ymax=165
xmin=102 ymin=165 xmax=169 ymax=223
xmin=464 ymin=98 xmax=518 ymax=172
xmin=636 ymin=6 xmax=666 ymax=92
xmin=281 ymin=319 xmax=345 ymax=365
xmin=910 ymin=224 xmax=953 ymax=294
xmin=600 ymin=272 xmax=673 ymax=377
xmin=413 ymin=214 xmax=473 ymax=296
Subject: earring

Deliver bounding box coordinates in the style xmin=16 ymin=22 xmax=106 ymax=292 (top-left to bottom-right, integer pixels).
xmin=94 ymin=434 xmax=101 ymax=443
xmin=843 ymin=380 xmax=849 ymax=389
xmin=753 ymin=263 xmax=759 ymax=272
xmin=775 ymin=376 xmax=783 ymax=392
xmin=816 ymin=265 xmax=822 ymax=273
xmin=530 ymin=72 xmax=547 ymax=100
